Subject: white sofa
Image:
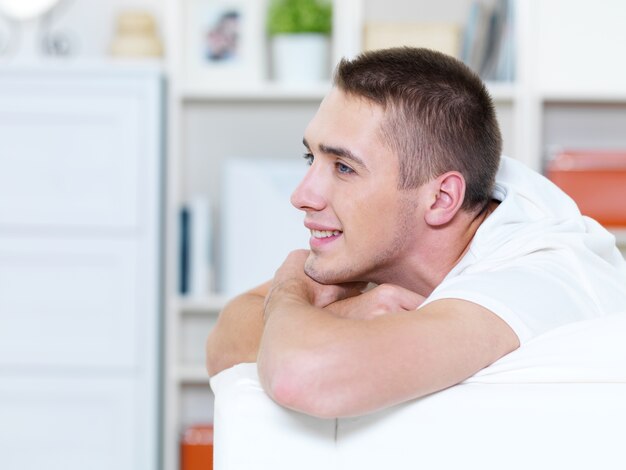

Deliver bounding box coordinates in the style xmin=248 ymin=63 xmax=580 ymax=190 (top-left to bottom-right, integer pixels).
xmin=210 ymin=313 xmax=626 ymax=470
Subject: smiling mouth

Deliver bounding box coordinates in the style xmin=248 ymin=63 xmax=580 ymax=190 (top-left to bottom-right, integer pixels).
xmin=311 ymin=229 xmax=342 ymax=239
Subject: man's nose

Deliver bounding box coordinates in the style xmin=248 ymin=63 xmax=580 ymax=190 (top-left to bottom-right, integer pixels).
xmin=290 ymin=164 xmax=326 ymax=212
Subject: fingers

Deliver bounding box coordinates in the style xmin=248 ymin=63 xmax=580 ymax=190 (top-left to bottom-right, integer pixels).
xmin=324 ymin=284 xmax=425 ymax=320
xmin=368 ymin=283 xmax=425 ymax=314
xmin=395 ymin=286 xmax=425 ymax=311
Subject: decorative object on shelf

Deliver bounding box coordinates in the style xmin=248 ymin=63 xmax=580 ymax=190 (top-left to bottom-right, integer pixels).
xmin=267 ymin=0 xmax=332 ymax=83
xmin=363 ymin=22 xmax=461 ymax=58
xmin=183 ymin=0 xmax=266 ymax=88
xmin=109 ymin=10 xmax=163 ymax=58
xmin=0 ymin=0 xmax=75 ymax=57
xmin=181 ymin=424 xmax=214 ymax=470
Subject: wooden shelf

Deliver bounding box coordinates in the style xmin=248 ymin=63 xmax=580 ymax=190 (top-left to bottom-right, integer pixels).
xmin=178 ymin=80 xmax=517 ymax=103
xmin=540 ymin=90 xmax=626 ymax=104
xmin=178 ymin=365 xmax=211 ymax=384
xmin=179 ymin=81 xmax=332 ymax=102
xmin=175 ymin=295 xmax=229 ymax=314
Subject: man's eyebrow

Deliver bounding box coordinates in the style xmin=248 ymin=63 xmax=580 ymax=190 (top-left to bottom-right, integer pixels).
xmin=302 ymin=138 xmax=368 ymax=170
xmin=321 ymin=144 xmax=368 ymax=170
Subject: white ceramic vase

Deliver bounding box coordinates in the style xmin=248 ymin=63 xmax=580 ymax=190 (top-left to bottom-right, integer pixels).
xmin=271 ymin=33 xmax=330 ymax=84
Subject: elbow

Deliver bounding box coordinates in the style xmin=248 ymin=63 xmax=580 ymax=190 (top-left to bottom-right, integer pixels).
xmin=258 ymin=351 xmax=341 ymax=419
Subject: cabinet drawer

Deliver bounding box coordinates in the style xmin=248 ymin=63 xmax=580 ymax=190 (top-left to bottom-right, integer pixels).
xmin=0 ymin=238 xmax=139 ymax=368
xmin=0 ymin=377 xmax=153 ymax=470
xmin=0 ymin=75 xmax=158 ymax=230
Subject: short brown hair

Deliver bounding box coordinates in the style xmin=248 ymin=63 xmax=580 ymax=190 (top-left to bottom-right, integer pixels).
xmin=333 ymin=47 xmax=502 ymax=211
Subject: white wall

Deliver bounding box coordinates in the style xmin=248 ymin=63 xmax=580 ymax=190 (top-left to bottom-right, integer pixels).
xmin=0 ymin=0 xmax=163 ymax=60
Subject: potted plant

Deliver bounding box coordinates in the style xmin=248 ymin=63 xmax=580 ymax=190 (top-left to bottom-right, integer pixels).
xmin=266 ymin=0 xmax=332 ymax=83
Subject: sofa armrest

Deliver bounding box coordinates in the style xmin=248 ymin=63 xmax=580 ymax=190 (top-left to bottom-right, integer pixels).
xmin=210 ymin=314 xmax=626 ymax=470
xmin=210 ymin=363 xmax=336 ymax=470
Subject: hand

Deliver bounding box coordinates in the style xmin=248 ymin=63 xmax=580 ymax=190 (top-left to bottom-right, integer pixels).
xmin=266 ymin=250 xmax=365 ymax=311
xmin=325 ymin=283 xmax=425 ymax=320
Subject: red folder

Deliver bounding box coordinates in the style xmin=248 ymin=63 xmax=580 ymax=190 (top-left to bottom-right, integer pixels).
xmin=547 ymin=150 xmax=626 ymax=227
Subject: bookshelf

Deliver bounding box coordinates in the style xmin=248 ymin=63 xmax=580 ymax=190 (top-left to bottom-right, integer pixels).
xmin=162 ymin=2 xmax=363 ymax=469
xmin=161 ymin=0 xmax=626 ymax=469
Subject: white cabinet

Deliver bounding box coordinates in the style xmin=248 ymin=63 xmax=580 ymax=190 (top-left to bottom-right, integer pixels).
xmin=0 ymin=378 xmax=137 ymax=470
xmin=0 ymin=64 xmax=163 ymax=470
xmin=0 ymin=239 xmax=138 ymax=368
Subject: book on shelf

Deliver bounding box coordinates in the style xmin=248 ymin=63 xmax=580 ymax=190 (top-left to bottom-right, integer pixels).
xmin=461 ymin=1 xmax=490 ymax=74
xmin=179 ymin=197 xmax=214 ymax=297
xmin=461 ymin=0 xmax=515 ymax=82
xmin=363 ymin=22 xmax=461 ymax=58
xmin=179 ymin=206 xmax=190 ymax=295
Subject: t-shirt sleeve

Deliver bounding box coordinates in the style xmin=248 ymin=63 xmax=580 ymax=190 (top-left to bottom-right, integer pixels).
xmin=421 ymin=254 xmax=603 ymax=344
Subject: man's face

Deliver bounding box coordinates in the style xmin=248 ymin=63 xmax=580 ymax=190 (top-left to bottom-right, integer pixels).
xmin=291 ymin=89 xmax=424 ymax=285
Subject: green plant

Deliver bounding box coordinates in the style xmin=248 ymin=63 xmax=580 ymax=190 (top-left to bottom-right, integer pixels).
xmin=267 ymin=0 xmax=332 ymax=35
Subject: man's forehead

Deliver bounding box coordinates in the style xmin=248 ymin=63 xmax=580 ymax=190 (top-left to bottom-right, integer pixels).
xmin=307 ymin=90 xmax=384 ymax=137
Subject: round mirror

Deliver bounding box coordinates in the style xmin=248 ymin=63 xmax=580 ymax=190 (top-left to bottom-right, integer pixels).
xmin=0 ymin=0 xmax=61 ymax=20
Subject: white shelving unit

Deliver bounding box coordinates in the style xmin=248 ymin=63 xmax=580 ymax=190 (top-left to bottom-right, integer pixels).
xmin=161 ymin=1 xmax=626 ymax=468
xmin=162 ymin=1 xmax=362 ymax=468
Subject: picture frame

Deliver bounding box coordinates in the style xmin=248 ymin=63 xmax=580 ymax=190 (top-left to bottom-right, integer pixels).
xmin=220 ymin=157 xmax=309 ymax=297
xmin=183 ymin=0 xmax=266 ymax=88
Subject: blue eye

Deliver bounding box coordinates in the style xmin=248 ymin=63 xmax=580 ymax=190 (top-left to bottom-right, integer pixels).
xmin=336 ymin=162 xmax=354 ymax=174
xmin=303 ymin=153 xmax=314 ymax=166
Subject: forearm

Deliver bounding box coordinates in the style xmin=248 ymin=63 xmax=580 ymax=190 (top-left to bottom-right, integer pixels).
xmin=205 ymin=284 xmax=268 ymax=377
xmin=257 ymin=280 xmax=428 ymax=418
xmin=259 ymin=281 xmax=335 ymax=358
xmin=251 ymin=252 xmax=518 ymax=420
xmin=257 ymin=280 xmax=354 ymax=417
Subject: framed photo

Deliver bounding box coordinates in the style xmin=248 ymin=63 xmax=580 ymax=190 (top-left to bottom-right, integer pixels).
xmin=183 ymin=0 xmax=266 ymax=87
xmin=221 ymin=157 xmax=309 ymax=297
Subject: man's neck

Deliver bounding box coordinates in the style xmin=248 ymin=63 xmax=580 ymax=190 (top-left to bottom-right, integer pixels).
xmin=382 ymin=200 xmax=499 ymax=297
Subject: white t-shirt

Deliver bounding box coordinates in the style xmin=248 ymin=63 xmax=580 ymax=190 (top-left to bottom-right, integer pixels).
xmin=424 ymin=156 xmax=626 ymax=343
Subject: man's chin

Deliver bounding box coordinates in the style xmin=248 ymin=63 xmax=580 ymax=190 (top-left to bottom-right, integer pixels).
xmin=304 ymin=254 xmax=359 ymax=286
xmin=303 ymin=259 xmax=328 ymax=284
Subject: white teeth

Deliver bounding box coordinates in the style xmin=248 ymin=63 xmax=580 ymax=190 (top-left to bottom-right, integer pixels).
xmin=311 ymin=229 xmax=341 ymax=239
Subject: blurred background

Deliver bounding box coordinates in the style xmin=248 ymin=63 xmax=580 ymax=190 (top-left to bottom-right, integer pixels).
xmin=1 ymin=1 xmax=626 ymax=469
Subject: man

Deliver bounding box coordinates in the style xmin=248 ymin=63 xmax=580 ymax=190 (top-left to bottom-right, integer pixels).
xmin=206 ymin=47 xmax=626 ymax=418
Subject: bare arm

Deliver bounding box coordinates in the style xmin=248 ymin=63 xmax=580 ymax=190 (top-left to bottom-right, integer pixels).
xmin=205 ymin=277 xmax=406 ymax=376
xmin=205 ymin=281 xmax=270 ymax=377
xmin=257 ymin=253 xmax=519 ymax=419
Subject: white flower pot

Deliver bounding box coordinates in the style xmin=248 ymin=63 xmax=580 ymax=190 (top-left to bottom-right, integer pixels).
xmin=271 ymin=33 xmax=330 ymax=84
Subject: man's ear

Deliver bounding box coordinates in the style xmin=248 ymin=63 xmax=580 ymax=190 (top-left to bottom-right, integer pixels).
xmin=424 ymin=172 xmax=466 ymax=226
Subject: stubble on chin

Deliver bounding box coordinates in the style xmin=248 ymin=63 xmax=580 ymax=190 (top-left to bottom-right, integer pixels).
xmin=304 ymin=251 xmax=358 ymax=286
xmin=303 ymin=252 xmax=325 ymax=283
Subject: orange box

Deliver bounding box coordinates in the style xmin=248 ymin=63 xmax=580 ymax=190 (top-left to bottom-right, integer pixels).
xmin=181 ymin=424 xmax=213 ymax=470
xmin=547 ymin=150 xmax=626 ymax=227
